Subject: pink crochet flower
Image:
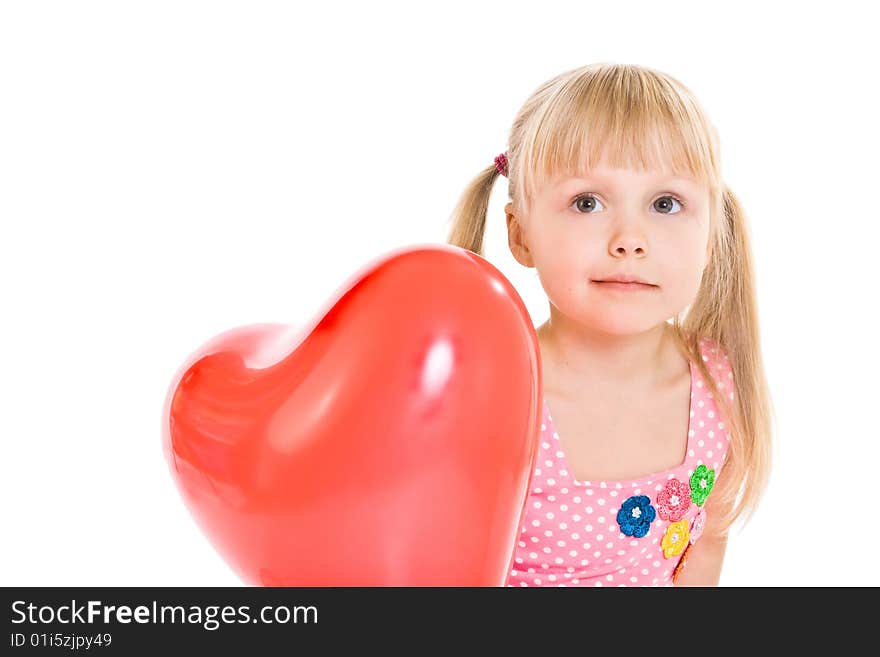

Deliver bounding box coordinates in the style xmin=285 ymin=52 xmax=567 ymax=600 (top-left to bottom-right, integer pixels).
xmin=690 ymin=508 xmax=707 ymax=543
xmin=655 ymin=478 xmax=692 ymax=522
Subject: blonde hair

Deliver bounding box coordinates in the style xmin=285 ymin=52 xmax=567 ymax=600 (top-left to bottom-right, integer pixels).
xmin=445 ymin=62 xmax=775 ymax=534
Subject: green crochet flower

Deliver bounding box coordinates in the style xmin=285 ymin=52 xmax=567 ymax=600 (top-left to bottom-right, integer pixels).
xmin=689 ymin=464 xmax=715 ymax=506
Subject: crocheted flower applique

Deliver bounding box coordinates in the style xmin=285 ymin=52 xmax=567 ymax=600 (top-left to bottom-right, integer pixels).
xmin=655 ymin=478 xmax=692 ymax=521
xmin=689 ymin=464 xmax=715 ymax=506
xmin=616 ymin=495 xmax=656 ymax=538
xmin=690 ymin=508 xmax=707 ymax=544
xmin=672 ymin=543 xmax=693 ymax=583
xmin=661 ymin=520 xmax=690 ymax=558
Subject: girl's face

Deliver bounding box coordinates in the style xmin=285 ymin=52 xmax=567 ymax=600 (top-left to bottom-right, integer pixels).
xmin=506 ymin=162 xmax=712 ymax=335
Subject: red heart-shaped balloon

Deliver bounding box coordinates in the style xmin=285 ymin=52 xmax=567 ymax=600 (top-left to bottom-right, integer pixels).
xmin=161 ymin=244 xmax=542 ymax=586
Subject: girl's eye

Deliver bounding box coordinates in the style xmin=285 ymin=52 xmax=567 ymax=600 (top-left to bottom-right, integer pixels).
xmin=571 ymin=194 xmax=684 ymax=215
xmin=572 ymin=194 xmax=604 ymax=214
xmin=652 ymin=195 xmax=683 ymax=214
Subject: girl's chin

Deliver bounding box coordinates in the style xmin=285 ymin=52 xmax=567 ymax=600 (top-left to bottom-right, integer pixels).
xmin=568 ymin=317 xmax=667 ymax=337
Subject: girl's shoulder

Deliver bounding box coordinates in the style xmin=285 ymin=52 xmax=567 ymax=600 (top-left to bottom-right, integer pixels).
xmin=695 ymin=335 xmax=729 ymax=361
xmin=691 ymin=336 xmax=737 ymax=421
xmin=694 ymin=336 xmax=734 ymax=385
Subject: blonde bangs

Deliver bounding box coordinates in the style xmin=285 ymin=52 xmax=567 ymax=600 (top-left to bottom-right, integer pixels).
xmin=513 ymin=65 xmax=721 ymax=216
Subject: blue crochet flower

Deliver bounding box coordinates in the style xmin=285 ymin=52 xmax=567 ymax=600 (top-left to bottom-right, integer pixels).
xmin=616 ymin=495 xmax=657 ymax=538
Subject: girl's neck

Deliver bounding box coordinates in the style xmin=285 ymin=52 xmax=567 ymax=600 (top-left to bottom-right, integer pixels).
xmin=537 ymin=317 xmax=682 ymax=400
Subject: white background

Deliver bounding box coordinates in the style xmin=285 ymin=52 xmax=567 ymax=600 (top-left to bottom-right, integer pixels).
xmin=2 ymin=1 xmax=878 ymax=587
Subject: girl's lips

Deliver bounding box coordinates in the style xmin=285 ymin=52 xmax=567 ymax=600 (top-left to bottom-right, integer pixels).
xmin=592 ymin=281 xmax=658 ymax=291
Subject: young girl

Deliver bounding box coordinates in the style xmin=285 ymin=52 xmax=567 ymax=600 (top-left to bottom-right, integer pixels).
xmin=445 ymin=62 xmax=775 ymax=586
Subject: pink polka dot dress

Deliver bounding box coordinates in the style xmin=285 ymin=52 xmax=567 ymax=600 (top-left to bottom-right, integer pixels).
xmin=506 ymin=337 xmax=735 ymax=587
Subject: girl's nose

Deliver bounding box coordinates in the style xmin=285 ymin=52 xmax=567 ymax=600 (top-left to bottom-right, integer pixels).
xmin=610 ymin=236 xmax=647 ymax=257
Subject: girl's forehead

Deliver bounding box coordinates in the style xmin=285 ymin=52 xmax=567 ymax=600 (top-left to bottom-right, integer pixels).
xmin=546 ymin=166 xmax=703 ymax=191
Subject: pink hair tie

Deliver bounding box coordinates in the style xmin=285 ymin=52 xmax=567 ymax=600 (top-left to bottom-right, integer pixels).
xmin=494 ymin=151 xmax=509 ymax=177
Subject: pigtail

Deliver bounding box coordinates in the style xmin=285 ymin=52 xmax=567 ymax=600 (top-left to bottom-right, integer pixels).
xmin=445 ymin=162 xmax=505 ymax=257
xmin=672 ymin=185 xmax=776 ymax=534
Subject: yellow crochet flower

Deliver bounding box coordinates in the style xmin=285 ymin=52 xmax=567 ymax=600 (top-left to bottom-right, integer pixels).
xmin=661 ymin=520 xmax=690 ymax=558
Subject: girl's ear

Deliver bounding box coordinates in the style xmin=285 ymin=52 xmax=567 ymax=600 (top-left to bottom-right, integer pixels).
xmin=506 ymin=203 xmax=535 ymax=268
